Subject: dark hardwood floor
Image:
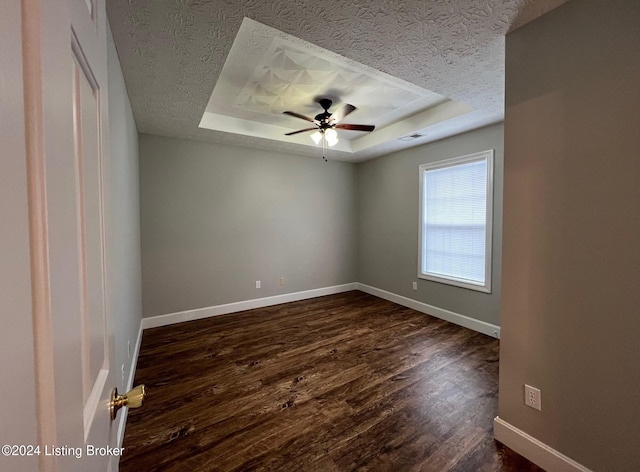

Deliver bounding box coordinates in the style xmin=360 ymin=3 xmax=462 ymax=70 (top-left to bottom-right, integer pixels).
xmin=120 ymin=291 xmax=542 ymax=472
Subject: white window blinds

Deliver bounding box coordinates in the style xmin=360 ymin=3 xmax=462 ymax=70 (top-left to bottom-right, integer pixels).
xmin=419 ymin=150 xmax=493 ymax=292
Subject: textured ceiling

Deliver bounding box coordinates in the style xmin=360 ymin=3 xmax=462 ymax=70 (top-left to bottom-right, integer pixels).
xmin=106 ymin=0 xmax=569 ymax=162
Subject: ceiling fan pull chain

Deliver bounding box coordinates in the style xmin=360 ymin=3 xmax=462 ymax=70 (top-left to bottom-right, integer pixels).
xmin=322 ymin=134 xmax=328 ymax=161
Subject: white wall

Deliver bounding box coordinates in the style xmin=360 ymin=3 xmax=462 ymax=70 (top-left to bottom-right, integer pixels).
xmin=138 ymin=135 xmax=358 ymax=317
xmin=498 ymin=0 xmax=640 ymax=470
xmin=107 ymin=24 xmax=142 ymax=392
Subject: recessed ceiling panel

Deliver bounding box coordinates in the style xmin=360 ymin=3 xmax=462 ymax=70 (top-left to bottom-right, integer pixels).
xmin=199 ymin=18 xmax=471 ymax=152
xmin=235 ymin=38 xmax=430 ymax=126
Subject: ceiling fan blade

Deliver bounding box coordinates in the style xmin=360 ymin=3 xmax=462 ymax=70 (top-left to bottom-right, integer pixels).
xmin=336 ymin=123 xmax=375 ymax=132
xmin=329 ymin=104 xmax=356 ymax=125
xmin=283 ymin=111 xmax=317 ymax=123
xmin=284 ymin=127 xmax=318 ymax=136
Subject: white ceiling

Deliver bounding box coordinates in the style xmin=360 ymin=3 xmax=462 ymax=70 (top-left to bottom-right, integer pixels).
xmin=107 ymin=0 xmax=569 ymax=162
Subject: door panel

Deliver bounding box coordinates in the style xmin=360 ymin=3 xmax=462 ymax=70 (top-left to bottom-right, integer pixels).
xmin=19 ymin=0 xmax=116 ymax=470
xmin=70 ymin=0 xmax=115 ymax=466
xmin=72 ymin=47 xmax=110 ymax=443
xmin=73 ymin=49 xmax=106 ymax=392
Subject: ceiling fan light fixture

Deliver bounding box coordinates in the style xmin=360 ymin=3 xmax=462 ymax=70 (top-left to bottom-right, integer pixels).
xmin=310 ymin=130 xmax=323 ymax=144
xmin=325 ymin=128 xmax=339 ymax=147
xmin=285 ymin=99 xmax=373 ymax=154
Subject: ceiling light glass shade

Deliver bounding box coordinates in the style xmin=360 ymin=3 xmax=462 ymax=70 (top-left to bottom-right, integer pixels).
xmin=326 ymin=135 xmax=339 ymax=147
xmin=310 ymin=131 xmax=323 ymax=144
xmin=325 ymin=128 xmax=338 ymax=147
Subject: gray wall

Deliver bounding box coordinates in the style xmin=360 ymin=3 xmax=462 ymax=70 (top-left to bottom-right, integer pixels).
xmin=499 ymin=0 xmax=640 ymax=470
xmin=139 ymin=135 xmax=358 ymax=317
xmin=357 ymin=124 xmax=504 ymax=326
xmin=107 ymin=25 xmax=142 ymax=390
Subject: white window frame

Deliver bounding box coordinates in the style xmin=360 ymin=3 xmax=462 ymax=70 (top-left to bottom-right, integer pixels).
xmin=418 ymin=149 xmax=494 ymax=293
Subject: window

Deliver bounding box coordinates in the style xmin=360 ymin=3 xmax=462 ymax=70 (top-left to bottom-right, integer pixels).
xmin=418 ymin=150 xmax=494 ymax=293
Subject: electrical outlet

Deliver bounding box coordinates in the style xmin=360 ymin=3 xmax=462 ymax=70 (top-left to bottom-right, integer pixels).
xmin=280 ymin=277 xmax=285 ymax=286
xmin=412 ymin=282 xmax=417 ymax=291
xmin=524 ymin=384 xmax=541 ymax=411
xmin=256 ymin=280 xmax=261 ymax=289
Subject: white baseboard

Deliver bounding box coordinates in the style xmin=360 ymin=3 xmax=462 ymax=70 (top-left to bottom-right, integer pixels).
xmin=139 ymin=282 xmax=499 ymax=339
xmin=493 ymin=417 xmax=592 ymax=472
xmin=356 ymin=283 xmax=500 ymax=338
xmin=116 ymin=322 xmax=143 ymax=451
xmin=141 ymin=283 xmax=358 ymax=330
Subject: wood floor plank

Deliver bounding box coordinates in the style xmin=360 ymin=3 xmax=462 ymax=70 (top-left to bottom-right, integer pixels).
xmin=120 ymin=291 xmax=543 ymax=471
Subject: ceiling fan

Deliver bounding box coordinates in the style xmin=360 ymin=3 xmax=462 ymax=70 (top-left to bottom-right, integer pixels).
xmin=283 ymin=98 xmax=375 ymax=148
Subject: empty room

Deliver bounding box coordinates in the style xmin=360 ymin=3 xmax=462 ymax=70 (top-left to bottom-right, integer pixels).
xmin=2 ymin=0 xmax=638 ymax=471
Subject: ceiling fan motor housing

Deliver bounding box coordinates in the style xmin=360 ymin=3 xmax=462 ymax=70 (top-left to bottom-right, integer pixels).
xmin=315 ymin=99 xmax=333 ymax=127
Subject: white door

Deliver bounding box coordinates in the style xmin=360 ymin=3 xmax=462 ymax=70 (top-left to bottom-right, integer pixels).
xmin=1 ymin=0 xmax=117 ymax=470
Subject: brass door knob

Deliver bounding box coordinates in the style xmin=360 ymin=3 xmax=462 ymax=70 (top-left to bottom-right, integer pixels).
xmin=110 ymin=385 xmax=146 ymax=421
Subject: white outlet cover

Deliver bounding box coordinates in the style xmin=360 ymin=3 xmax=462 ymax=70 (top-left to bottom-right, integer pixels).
xmin=524 ymin=384 xmax=542 ymax=411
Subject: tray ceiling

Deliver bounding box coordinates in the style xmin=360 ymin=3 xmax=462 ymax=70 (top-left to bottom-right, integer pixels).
xmin=107 ymin=0 xmax=569 ymax=162
xmin=200 ymin=18 xmax=471 ymax=154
